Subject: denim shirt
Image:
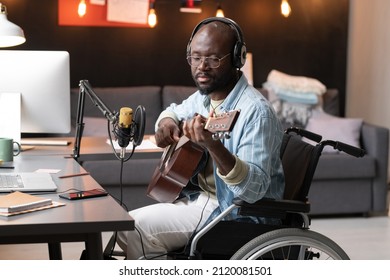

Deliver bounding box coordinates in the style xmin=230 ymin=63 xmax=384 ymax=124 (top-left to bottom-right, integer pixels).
xmin=162 ymin=74 xmax=285 ymax=222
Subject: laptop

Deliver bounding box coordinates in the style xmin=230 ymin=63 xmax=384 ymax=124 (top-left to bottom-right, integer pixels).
xmin=0 ymin=173 xmax=58 ymax=193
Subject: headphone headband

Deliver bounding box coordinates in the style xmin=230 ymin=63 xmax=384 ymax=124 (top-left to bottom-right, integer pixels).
xmin=186 ymin=17 xmax=247 ymax=69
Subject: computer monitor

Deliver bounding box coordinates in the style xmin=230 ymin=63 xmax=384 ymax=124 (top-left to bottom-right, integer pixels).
xmin=0 ymin=50 xmax=71 ymax=135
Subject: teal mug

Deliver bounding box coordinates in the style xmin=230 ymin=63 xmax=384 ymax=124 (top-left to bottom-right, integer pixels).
xmin=0 ymin=138 xmax=21 ymax=162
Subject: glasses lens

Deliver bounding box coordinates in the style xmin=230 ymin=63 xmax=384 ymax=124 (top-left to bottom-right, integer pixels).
xmin=208 ymin=58 xmax=220 ymax=68
xmin=187 ymin=56 xmax=201 ymax=67
xmin=187 ymin=56 xmax=221 ymax=68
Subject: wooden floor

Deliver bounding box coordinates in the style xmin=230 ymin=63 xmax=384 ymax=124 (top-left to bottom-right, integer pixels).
xmin=0 ymin=213 xmax=390 ymax=260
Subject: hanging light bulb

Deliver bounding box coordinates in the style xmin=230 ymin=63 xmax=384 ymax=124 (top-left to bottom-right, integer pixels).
xmin=281 ymin=0 xmax=291 ymax=18
xmin=216 ymin=2 xmax=224 ymax=18
xmin=148 ymin=1 xmax=157 ymax=28
xmin=78 ymin=0 xmax=87 ymax=18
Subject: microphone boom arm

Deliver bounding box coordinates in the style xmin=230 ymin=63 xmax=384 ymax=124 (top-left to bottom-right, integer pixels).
xmin=72 ymin=80 xmax=118 ymax=160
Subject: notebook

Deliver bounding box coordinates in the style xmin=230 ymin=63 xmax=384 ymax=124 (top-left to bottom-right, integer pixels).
xmin=0 ymin=173 xmax=58 ymax=193
xmin=0 ymin=191 xmax=52 ymax=213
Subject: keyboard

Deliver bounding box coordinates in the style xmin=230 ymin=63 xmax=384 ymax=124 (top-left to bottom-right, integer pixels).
xmin=0 ymin=174 xmax=24 ymax=189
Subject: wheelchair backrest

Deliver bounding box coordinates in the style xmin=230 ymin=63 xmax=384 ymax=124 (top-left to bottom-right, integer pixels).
xmin=280 ymin=133 xmax=323 ymax=202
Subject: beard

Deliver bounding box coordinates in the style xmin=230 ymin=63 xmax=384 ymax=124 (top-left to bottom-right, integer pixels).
xmin=193 ymin=70 xmax=233 ymax=96
xmin=196 ymin=81 xmax=215 ymax=95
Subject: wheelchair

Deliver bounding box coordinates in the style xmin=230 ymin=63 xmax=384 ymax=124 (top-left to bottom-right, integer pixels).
xmin=168 ymin=127 xmax=365 ymax=260
xmin=104 ymin=127 xmax=365 ymax=260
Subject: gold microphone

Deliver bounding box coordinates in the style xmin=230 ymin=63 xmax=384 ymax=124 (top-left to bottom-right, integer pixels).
xmin=117 ymin=107 xmax=133 ymax=158
xmin=119 ymin=107 xmax=133 ymax=129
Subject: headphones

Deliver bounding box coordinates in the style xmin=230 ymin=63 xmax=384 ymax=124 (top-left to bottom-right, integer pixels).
xmin=186 ymin=17 xmax=247 ymax=69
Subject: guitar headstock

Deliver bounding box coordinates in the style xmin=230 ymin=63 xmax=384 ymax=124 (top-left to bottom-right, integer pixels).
xmin=205 ymin=110 xmax=240 ymax=140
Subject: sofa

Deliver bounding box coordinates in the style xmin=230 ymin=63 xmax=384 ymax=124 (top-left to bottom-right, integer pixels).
xmin=69 ymin=85 xmax=389 ymax=216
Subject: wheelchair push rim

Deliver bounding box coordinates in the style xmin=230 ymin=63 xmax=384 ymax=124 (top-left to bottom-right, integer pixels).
xmin=231 ymin=228 xmax=350 ymax=260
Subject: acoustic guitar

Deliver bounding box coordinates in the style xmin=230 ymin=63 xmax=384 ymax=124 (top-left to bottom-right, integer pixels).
xmin=146 ymin=110 xmax=240 ymax=203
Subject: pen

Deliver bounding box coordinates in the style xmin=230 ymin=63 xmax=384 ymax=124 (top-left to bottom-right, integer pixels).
xmin=59 ymin=172 xmax=90 ymax=179
xmin=0 ymin=166 xmax=15 ymax=169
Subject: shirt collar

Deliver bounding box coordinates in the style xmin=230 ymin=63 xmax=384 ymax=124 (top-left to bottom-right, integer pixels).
xmin=202 ymin=72 xmax=248 ymax=112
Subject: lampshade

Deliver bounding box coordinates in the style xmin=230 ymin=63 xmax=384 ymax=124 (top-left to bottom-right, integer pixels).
xmin=0 ymin=3 xmax=26 ymax=48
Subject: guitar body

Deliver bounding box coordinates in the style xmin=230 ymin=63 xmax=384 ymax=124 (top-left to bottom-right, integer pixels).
xmin=147 ymin=110 xmax=240 ymax=203
xmin=147 ymin=136 xmax=204 ymax=203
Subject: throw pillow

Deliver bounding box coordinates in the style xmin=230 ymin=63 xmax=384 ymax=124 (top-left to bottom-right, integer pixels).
xmin=304 ymin=113 xmax=363 ymax=153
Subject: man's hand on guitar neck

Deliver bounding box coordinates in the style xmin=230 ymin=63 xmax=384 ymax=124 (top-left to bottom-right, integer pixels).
xmin=155 ymin=111 xmax=236 ymax=175
xmin=182 ymin=111 xmax=236 ymax=176
xmin=155 ymin=117 xmax=181 ymax=148
xmin=182 ymin=112 xmax=215 ymax=148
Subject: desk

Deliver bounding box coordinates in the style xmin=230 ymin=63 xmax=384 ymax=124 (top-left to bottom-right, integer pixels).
xmin=0 ymin=154 xmax=134 ymax=260
xmin=22 ymin=136 xmax=163 ymax=160
xmin=20 ymin=135 xmax=163 ymax=210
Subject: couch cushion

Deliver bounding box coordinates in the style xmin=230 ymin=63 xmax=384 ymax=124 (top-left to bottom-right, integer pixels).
xmin=304 ymin=112 xmax=363 ymax=153
xmin=308 ymin=180 xmax=372 ymax=215
xmin=81 ymin=117 xmax=109 ymax=136
xmin=71 ymin=86 xmax=162 ymax=135
xmin=162 ymin=85 xmax=197 ymax=109
xmin=314 ymin=153 xmax=375 ymax=179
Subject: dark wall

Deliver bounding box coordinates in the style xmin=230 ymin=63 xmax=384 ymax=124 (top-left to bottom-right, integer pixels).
xmin=2 ymin=0 xmax=349 ymax=115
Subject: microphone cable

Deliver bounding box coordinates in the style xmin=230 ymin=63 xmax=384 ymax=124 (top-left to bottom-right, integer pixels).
xmin=103 ymin=119 xmax=133 ymax=259
xmin=104 ymin=156 xmax=129 ymax=260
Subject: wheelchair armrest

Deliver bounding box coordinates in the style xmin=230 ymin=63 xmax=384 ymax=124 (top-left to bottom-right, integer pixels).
xmin=232 ymin=197 xmax=310 ymax=218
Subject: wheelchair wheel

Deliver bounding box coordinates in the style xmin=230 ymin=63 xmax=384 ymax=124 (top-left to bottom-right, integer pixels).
xmin=230 ymin=228 xmax=349 ymax=260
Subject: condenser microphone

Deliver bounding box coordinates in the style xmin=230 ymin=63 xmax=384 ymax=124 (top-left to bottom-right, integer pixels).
xmin=114 ymin=105 xmax=146 ymax=159
xmin=117 ymin=107 xmax=133 ymax=157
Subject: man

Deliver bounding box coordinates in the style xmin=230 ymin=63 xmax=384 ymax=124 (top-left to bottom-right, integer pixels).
xmin=117 ymin=17 xmax=285 ymax=259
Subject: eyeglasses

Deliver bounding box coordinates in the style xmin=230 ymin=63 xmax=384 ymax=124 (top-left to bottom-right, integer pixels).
xmin=186 ymin=53 xmax=231 ymax=68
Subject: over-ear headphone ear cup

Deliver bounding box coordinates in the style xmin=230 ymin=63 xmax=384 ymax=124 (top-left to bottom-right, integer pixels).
xmin=239 ymin=43 xmax=247 ymax=68
xmin=233 ymin=41 xmax=247 ymax=68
